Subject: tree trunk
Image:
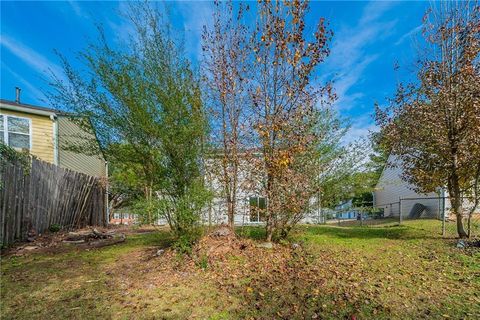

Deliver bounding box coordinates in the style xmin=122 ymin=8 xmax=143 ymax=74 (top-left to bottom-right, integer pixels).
xmin=455 ymin=211 xmax=467 ymax=238
xmin=222 ymin=151 xmax=237 ymax=229
xmin=449 ymin=177 xmax=468 ymax=238
xmin=227 ymin=200 xmax=235 ymax=229
xmin=144 ymin=183 xmax=153 ymax=224
xmin=266 ymin=219 xmax=273 ymax=242
xmin=265 ymin=170 xmax=274 ymax=242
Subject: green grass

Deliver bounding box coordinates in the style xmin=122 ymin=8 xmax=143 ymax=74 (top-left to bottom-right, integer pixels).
xmin=1 ymin=220 xmax=479 ymax=319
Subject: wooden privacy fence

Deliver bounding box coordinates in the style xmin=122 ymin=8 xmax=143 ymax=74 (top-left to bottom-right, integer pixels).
xmin=0 ymin=158 xmax=106 ymax=246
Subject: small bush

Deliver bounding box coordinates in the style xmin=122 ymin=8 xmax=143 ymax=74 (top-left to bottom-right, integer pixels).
xmin=196 ymin=253 xmax=209 ymax=270
xmin=0 ymin=145 xmax=32 ymax=189
xmin=172 ymin=228 xmax=202 ymax=255
xmin=49 ymin=224 xmax=61 ymax=233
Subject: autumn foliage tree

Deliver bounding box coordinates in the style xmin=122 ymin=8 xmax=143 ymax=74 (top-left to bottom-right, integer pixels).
xmin=376 ymin=1 xmax=480 ymax=238
xmin=202 ymin=1 xmax=250 ymax=228
xmin=249 ymin=0 xmax=335 ymax=241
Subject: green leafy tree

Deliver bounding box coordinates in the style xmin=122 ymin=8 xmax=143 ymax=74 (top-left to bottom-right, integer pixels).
xmin=49 ymin=3 xmax=210 ymax=242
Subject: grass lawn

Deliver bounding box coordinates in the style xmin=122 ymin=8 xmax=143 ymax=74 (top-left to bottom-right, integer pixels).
xmin=1 ymin=220 xmax=479 ymax=319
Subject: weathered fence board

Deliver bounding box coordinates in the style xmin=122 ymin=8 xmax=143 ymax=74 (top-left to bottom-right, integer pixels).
xmin=0 ymin=158 xmax=106 ymax=246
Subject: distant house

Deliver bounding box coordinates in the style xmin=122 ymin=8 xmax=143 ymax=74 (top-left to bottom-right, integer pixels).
xmin=374 ymin=155 xmax=447 ymax=218
xmin=110 ymin=208 xmax=138 ymax=225
xmin=0 ymin=95 xmax=106 ymax=177
xmin=334 ymin=200 xmax=358 ymax=219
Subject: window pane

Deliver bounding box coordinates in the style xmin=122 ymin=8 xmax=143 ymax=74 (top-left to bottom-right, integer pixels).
xmin=0 ymin=115 xmax=4 ymax=130
xmin=8 ymin=133 xmax=30 ymax=149
xmin=7 ymin=117 xmax=29 ymax=134
xmin=0 ymin=130 xmax=4 ymax=143
xmin=258 ymin=198 xmax=266 ymax=209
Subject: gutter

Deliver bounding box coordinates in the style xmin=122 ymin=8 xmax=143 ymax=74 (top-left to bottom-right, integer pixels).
xmin=0 ymin=102 xmax=57 ymax=117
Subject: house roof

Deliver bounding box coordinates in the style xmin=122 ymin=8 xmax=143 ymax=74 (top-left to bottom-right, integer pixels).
xmin=0 ymin=99 xmax=66 ymax=117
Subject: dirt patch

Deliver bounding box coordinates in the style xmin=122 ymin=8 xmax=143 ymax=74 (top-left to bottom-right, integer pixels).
xmin=124 ymin=227 xmax=390 ymax=319
xmin=104 ymin=225 xmax=282 ymax=296
xmin=107 ymin=224 xmax=165 ymax=235
xmin=107 ymin=226 xmax=326 ymax=318
xmin=2 ymin=225 xmax=132 ymax=257
xmin=193 ymin=225 xmax=251 ymax=261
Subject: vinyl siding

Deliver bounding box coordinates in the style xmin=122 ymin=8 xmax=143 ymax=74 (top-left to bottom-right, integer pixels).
xmin=57 ymin=116 xmax=106 ymax=177
xmin=204 ymin=157 xmax=256 ymax=224
xmin=203 ymin=157 xmax=321 ymax=224
xmin=374 ymin=155 xmax=439 ymax=217
xmin=0 ymin=109 xmax=55 ymax=163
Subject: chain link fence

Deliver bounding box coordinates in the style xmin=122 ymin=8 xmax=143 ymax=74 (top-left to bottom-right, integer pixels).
xmin=202 ymin=195 xmax=479 ymax=238
xmin=369 ymin=196 xmax=479 ymax=238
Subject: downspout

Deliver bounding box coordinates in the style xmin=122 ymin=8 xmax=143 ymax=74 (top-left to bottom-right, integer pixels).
xmin=50 ymin=114 xmax=58 ymax=165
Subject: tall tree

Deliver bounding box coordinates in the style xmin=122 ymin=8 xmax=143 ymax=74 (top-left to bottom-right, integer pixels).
xmin=249 ymin=0 xmax=334 ymax=241
xmin=202 ymin=1 xmax=250 ymax=228
xmin=376 ymin=1 xmax=480 ymax=238
xmin=49 ymin=3 xmax=210 ymax=240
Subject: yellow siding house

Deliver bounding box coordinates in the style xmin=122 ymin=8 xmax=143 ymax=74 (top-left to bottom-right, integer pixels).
xmin=0 ymin=98 xmax=106 ymax=177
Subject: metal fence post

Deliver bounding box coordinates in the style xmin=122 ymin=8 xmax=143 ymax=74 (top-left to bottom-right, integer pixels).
xmin=442 ymin=196 xmax=446 ymax=237
xmin=399 ymin=198 xmax=402 ymax=225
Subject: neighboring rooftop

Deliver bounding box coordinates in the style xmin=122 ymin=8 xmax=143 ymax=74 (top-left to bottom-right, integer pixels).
xmin=0 ymin=98 xmax=64 ymax=116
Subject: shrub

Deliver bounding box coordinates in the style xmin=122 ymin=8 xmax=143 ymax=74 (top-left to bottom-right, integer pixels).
xmin=172 ymin=228 xmax=203 ymax=255
xmin=49 ymin=224 xmax=62 ymax=233
xmin=0 ymin=145 xmax=32 ymax=183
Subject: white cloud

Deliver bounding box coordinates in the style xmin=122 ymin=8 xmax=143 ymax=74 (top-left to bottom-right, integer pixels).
xmin=108 ymin=18 xmax=136 ymax=44
xmin=67 ymin=0 xmax=88 ymax=19
xmin=1 ymin=62 xmax=47 ymax=103
xmin=106 ymin=0 xmax=214 ymax=58
xmin=175 ymin=1 xmax=214 ymax=62
xmin=0 ymin=35 xmax=64 ymax=80
xmin=323 ymin=1 xmax=398 ymax=111
xmin=359 ymin=0 xmax=396 ymax=25
xmin=342 ymin=115 xmax=378 ymax=146
xmin=107 ymin=1 xmax=138 ymax=44
xmin=333 ymin=54 xmax=378 ymax=110
xmin=394 ymin=25 xmax=422 ymax=46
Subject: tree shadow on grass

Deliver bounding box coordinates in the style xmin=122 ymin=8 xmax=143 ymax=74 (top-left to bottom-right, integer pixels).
xmin=236 ymin=224 xmax=440 ymax=242
xmin=302 ymin=224 xmax=441 ymax=240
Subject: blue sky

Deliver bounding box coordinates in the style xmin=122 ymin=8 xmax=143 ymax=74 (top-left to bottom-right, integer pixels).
xmin=0 ymin=1 xmax=429 ymax=142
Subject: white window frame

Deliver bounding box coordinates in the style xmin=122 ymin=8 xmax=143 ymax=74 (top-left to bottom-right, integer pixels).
xmin=1 ymin=114 xmax=32 ymax=150
xmin=249 ymin=196 xmax=266 ymax=223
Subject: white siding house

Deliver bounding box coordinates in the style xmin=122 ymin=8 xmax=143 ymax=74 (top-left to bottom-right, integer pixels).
xmin=203 ymin=156 xmax=321 ymax=225
xmin=374 ymin=155 xmax=446 ymax=218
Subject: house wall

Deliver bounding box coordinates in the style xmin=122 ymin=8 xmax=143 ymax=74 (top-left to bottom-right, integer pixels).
xmin=57 ymin=116 xmax=106 ymax=177
xmin=374 ymin=155 xmax=440 ymax=218
xmin=204 ymin=157 xmax=258 ymax=224
xmin=204 ymin=156 xmax=321 ymax=225
xmin=0 ymin=109 xmax=55 ymax=163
